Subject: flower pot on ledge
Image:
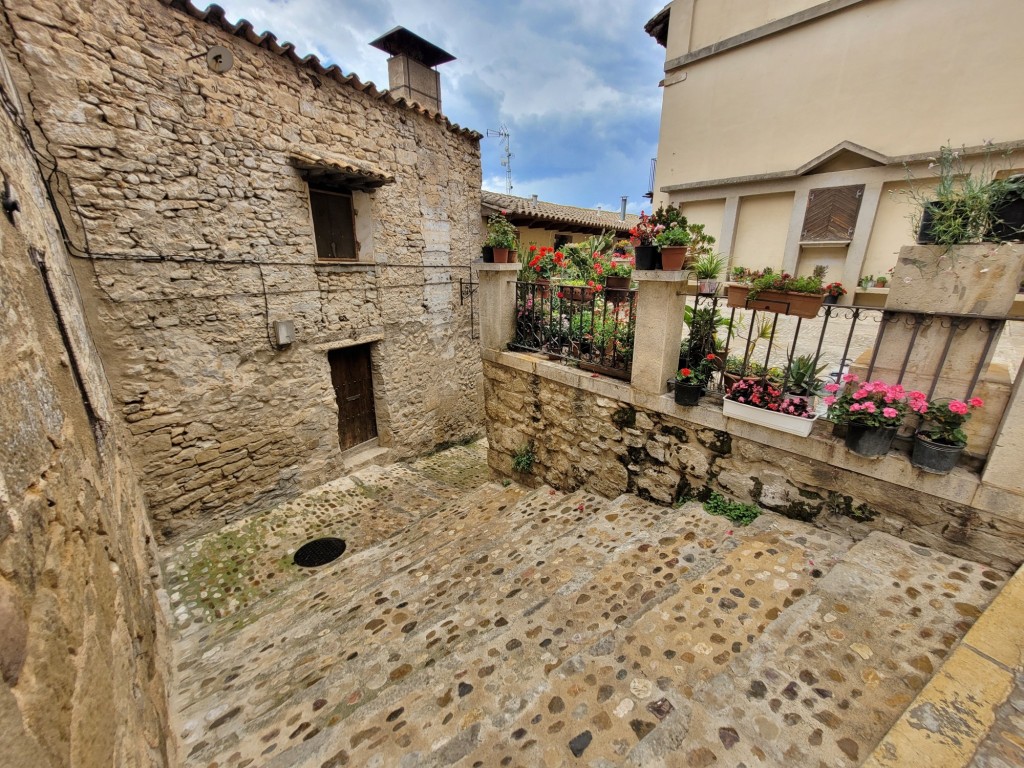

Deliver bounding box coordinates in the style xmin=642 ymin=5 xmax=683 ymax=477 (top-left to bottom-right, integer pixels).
xmin=910 ymin=433 xmax=963 ymax=473
xmin=492 ymin=247 xmax=512 ymax=263
xmin=660 ymin=246 xmax=688 ymax=271
xmin=672 ymin=382 xmax=704 ymax=406
xmin=726 ymin=285 xmax=823 ymax=319
xmin=634 ymin=246 xmax=659 ymax=270
xmin=722 ymin=398 xmax=818 ymax=437
xmin=844 ymin=423 xmax=897 ymax=457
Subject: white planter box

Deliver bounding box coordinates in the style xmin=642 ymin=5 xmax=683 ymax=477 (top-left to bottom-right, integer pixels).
xmin=723 ymin=398 xmax=818 ymax=437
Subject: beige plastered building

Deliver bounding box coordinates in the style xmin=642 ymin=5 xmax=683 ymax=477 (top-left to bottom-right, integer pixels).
xmin=645 ymin=0 xmax=1024 ymax=301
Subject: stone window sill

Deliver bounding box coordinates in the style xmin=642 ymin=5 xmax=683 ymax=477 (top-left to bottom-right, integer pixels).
xmin=314 ymin=261 xmax=377 ymax=274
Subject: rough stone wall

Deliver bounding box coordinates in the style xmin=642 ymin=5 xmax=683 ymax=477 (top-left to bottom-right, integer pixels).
xmin=483 ymin=359 xmax=1024 ymax=572
xmin=2 ymin=0 xmax=484 ymax=541
xmin=0 ymin=50 xmax=171 ymax=768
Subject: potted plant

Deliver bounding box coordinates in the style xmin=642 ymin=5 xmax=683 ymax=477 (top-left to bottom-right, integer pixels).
xmin=990 ymin=174 xmax=1024 ymax=242
xmin=672 ymin=354 xmax=717 ymax=406
xmin=654 ymin=223 xmax=692 ymax=270
xmin=823 ymin=282 xmax=846 ymax=305
xmin=911 ymin=396 xmax=984 ymax=473
xmin=784 ymin=353 xmax=828 ymax=406
xmin=907 ymin=144 xmax=1009 ymax=245
xmin=874 ymin=275 xmax=889 ymax=288
xmin=729 ymin=266 xmax=750 ymax=283
xmin=526 ymin=245 xmax=564 ymax=296
xmin=612 ymin=239 xmax=632 ymax=257
xmin=723 ymin=378 xmax=818 ymax=436
xmin=692 ymin=252 xmax=727 ymax=294
xmin=628 ymin=212 xmax=662 ymax=269
xmin=857 ymin=274 xmax=874 ymax=290
xmin=726 ymin=266 xmax=827 ymax=319
xmin=599 ymin=254 xmax=634 ymax=291
xmin=824 ymin=375 xmax=924 ymax=457
xmin=486 ymin=211 xmax=518 ymax=262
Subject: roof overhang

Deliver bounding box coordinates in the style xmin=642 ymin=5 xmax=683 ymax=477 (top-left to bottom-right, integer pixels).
xmin=290 ymin=150 xmax=395 ymax=191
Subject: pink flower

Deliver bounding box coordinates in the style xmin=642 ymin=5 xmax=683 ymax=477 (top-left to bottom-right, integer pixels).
xmin=824 ymin=383 xmax=840 ymax=393
xmin=883 ymin=407 xmax=898 ymax=418
xmin=842 ymin=373 xmax=858 ymax=383
xmin=949 ymin=400 xmax=969 ymax=416
xmin=969 ymin=397 xmax=984 ymax=408
xmin=863 ymin=402 xmax=876 ymax=413
xmin=823 ymin=396 xmax=837 ymax=407
xmin=852 ymin=389 xmax=867 ymax=400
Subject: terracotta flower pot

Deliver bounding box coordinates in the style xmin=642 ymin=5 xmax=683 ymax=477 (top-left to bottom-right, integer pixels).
xmin=604 ymin=276 xmax=631 ymax=291
xmin=726 ymin=285 xmax=823 ymax=319
xmin=660 ymin=246 xmax=688 ymax=271
xmin=492 ymin=247 xmax=512 ymax=263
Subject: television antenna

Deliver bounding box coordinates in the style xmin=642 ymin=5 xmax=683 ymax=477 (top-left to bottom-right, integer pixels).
xmin=486 ymin=124 xmax=513 ymax=195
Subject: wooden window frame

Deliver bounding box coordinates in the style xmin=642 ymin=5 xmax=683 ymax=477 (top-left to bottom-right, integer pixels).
xmin=309 ymin=185 xmax=359 ymax=262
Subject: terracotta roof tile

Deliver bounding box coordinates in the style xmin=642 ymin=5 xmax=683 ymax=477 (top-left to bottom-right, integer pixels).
xmin=481 ymin=191 xmax=639 ymax=233
xmin=160 ymin=0 xmax=482 ymax=141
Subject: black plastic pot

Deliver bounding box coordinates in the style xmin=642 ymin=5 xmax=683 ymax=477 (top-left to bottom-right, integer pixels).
xmin=673 ymin=382 xmax=703 ymax=406
xmin=824 ymin=294 xmax=839 ymax=305
xmin=844 ymin=423 xmax=898 ymax=457
xmin=911 ymin=434 xmax=963 ymax=473
xmin=635 ymin=245 xmax=660 ymax=270
xmin=990 ymin=196 xmax=1024 ymax=242
xmin=481 ymin=245 xmax=494 ymax=263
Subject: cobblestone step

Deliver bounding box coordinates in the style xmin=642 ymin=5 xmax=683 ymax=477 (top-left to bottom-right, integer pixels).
xmin=166 ymin=443 xmax=1005 ymax=768
xmin=623 ymin=532 xmax=1006 ymax=768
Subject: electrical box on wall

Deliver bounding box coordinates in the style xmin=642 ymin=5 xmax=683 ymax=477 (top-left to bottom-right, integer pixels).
xmin=272 ymin=320 xmax=295 ymax=348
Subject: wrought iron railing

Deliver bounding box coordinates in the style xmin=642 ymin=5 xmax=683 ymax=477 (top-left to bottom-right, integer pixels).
xmin=511 ymin=281 xmax=637 ymax=380
xmin=682 ymin=290 xmax=1023 ymax=404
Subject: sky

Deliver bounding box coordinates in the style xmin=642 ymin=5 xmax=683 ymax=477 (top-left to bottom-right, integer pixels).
xmin=212 ymin=0 xmax=669 ymax=214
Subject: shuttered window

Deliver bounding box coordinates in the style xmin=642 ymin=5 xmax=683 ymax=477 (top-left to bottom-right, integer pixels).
xmin=800 ymin=185 xmax=865 ymax=242
xmin=310 ymin=187 xmax=357 ymax=261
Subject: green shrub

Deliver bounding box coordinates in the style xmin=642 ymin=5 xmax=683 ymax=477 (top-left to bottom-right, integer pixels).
xmin=703 ymin=492 xmax=761 ymax=526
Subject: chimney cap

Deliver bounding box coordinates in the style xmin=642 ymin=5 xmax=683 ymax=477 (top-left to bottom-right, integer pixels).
xmin=370 ymin=27 xmax=456 ymax=68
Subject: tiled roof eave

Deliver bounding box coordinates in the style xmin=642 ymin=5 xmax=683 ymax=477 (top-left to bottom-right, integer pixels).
xmin=160 ymin=0 xmax=482 ymax=141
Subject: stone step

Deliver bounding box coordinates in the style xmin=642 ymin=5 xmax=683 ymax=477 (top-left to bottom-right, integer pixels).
xmin=173 ymin=485 xmax=629 ymax=763
xmin=199 ymin=500 xmax=852 ymax=768
xmin=623 ymin=532 xmax=1006 ymax=768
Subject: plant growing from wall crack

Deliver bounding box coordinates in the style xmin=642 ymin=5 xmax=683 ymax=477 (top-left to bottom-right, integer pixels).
xmin=511 ymin=443 xmax=536 ymax=474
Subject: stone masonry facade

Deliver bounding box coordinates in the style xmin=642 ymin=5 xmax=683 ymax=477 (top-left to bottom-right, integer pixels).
xmin=2 ymin=0 xmax=485 ymax=542
xmin=0 ymin=48 xmax=171 ymax=768
xmin=483 ymin=357 xmax=1024 ymax=573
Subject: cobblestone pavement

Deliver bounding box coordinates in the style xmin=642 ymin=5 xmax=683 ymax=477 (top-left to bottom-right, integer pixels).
xmin=162 ymin=440 xmax=1010 ymax=767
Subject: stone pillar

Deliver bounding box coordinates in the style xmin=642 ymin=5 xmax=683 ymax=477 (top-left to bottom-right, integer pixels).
xmin=719 ymin=195 xmax=740 ymax=265
xmin=477 ymin=263 xmax=521 ymax=352
xmin=630 ymin=270 xmax=691 ymax=395
xmin=781 ymin=189 xmax=809 ymax=276
xmin=981 ymin=359 xmax=1024 ymax=495
xmin=841 ymin=181 xmax=883 ymax=305
xmin=861 ymin=243 xmax=1024 ymax=453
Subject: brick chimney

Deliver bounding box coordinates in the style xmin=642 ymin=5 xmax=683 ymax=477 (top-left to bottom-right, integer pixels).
xmin=370 ymin=27 xmax=455 ymax=114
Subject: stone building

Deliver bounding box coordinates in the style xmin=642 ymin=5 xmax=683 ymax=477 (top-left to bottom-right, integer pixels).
xmin=0 ymin=47 xmax=171 ymax=768
xmin=2 ymin=0 xmax=486 ymax=542
xmin=645 ymin=0 xmax=1024 ymax=302
xmin=481 ymin=190 xmax=639 ymax=251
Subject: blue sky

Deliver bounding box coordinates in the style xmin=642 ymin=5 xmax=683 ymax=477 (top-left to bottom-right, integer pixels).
xmin=212 ymin=0 xmax=668 ymax=214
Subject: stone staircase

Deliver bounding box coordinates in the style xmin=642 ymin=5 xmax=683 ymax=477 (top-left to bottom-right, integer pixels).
xmin=162 ymin=441 xmax=1008 ymax=767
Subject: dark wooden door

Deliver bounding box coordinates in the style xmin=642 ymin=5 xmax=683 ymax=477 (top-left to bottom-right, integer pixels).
xmin=328 ymin=345 xmax=377 ymax=450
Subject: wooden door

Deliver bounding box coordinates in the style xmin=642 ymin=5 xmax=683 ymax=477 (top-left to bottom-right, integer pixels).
xmin=328 ymin=345 xmax=377 ymax=450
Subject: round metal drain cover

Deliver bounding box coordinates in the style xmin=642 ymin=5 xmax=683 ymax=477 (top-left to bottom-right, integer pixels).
xmin=293 ymin=537 xmax=347 ymax=568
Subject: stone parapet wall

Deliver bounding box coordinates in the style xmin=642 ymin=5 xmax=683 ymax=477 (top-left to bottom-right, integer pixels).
xmin=483 ymin=351 xmax=1024 ymax=572
xmin=2 ymin=0 xmax=484 ymax=540
xmin=0 ymin=49 xmax=171 ymax=766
